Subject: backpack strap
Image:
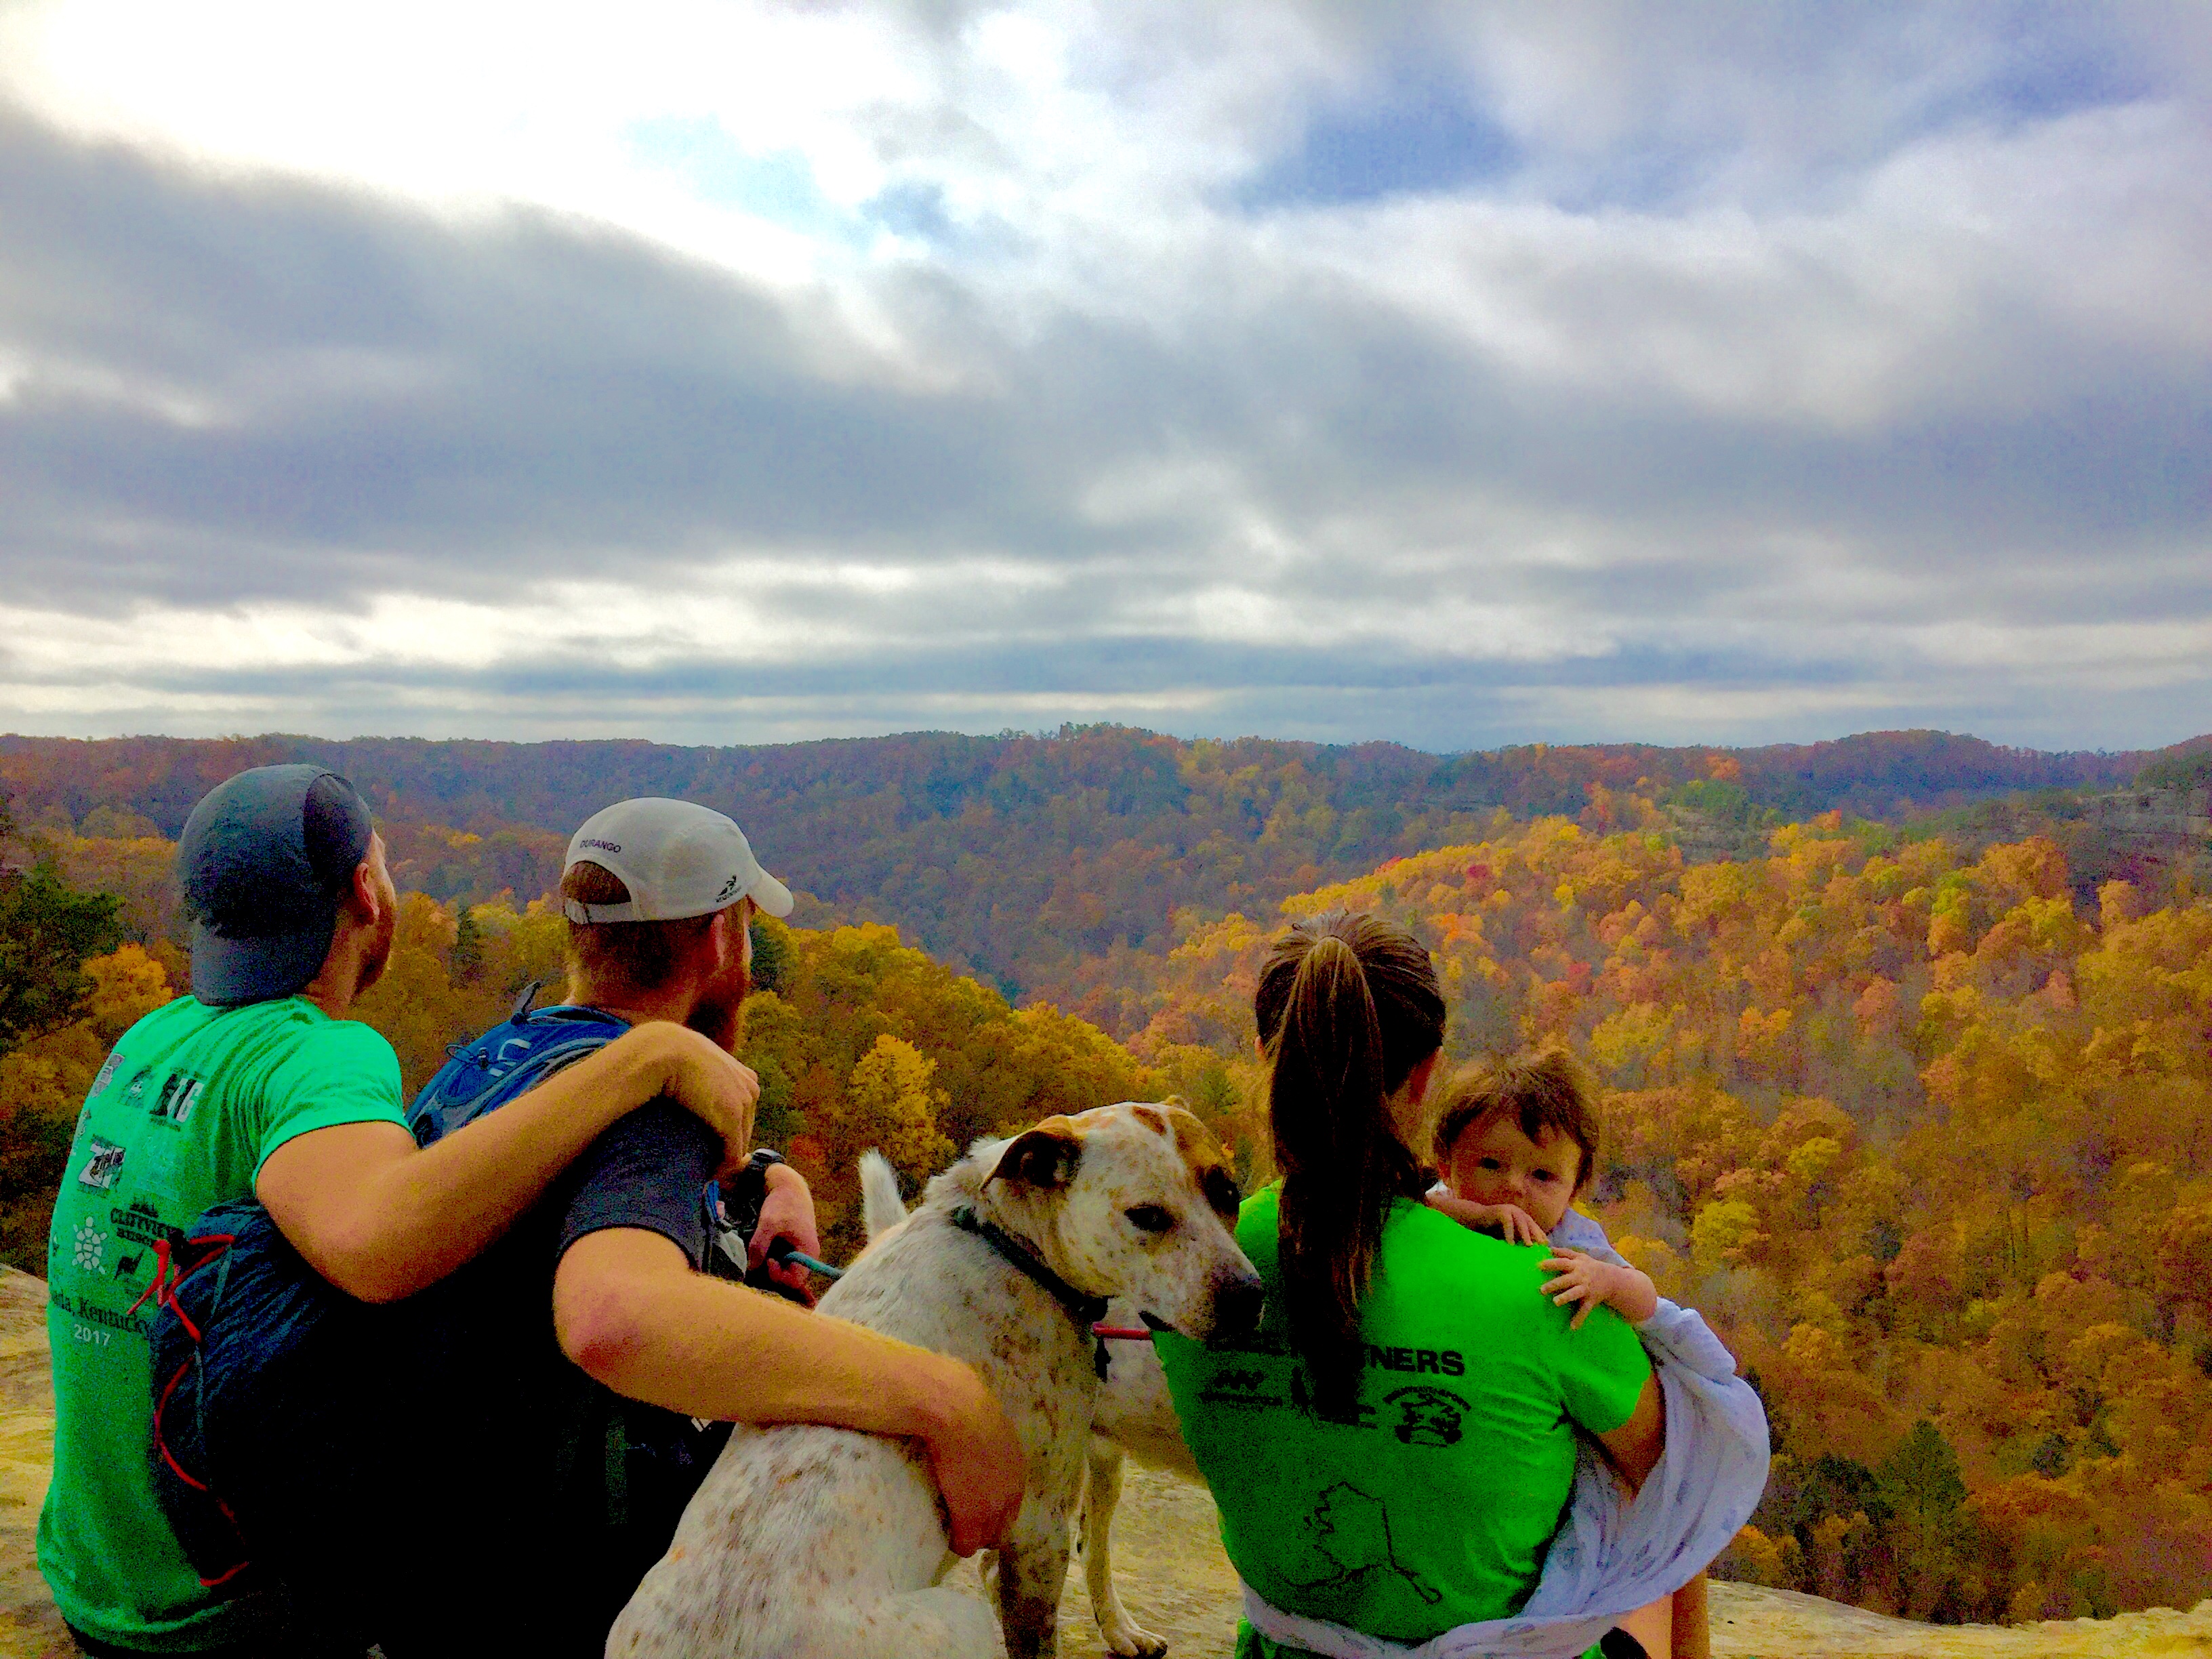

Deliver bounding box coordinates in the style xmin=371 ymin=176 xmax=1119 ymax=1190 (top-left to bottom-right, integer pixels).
xmin=508 ymin=978 xmax=545 ymax=1022
xmin=407 ymin=1004 xmax=630 ymax=1147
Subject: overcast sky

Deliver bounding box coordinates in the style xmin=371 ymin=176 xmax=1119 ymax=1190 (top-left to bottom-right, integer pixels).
xmin=1 ymin=1 xmax=2207 ymax=752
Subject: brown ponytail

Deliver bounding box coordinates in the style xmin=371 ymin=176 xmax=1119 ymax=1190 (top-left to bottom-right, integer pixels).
xmin=1258 ymin=912 xmax=1446 ymax=1413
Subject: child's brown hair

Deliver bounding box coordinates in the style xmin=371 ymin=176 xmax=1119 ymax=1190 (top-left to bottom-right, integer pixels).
xmin=1431 ymin=1047 xmax=1602 ymax=1195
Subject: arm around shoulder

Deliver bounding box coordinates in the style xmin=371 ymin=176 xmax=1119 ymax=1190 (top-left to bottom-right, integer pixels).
xmin=258 ymin=1022 xmax=754 ymax=1303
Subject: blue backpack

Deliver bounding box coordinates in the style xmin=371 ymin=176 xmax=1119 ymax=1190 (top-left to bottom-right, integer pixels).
xmin=146 ymin=987 xmax=743 ymax=1595
xmin=403 ymin=989 xmax=632 ymax=1148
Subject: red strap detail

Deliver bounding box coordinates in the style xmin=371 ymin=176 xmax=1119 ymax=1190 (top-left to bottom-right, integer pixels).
xmin=123 ymin=1237 xmax=173 ymax=1317
xmin=152 ymin=1358 xmax=211 ymax=1493
xmin=141 ymin=1231 xmax=253 ymax=1589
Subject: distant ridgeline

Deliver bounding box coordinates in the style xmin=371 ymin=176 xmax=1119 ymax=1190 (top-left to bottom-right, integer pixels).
xmin=1 ymin=726 xmax=2205 ymax=1031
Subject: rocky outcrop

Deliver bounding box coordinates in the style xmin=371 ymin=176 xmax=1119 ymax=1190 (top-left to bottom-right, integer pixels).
xmin=0 ymin=1269 xmax=70 ymax=1659
xmin=1661 ymin=807 xmax=1771 ymax=866
xmin=1 ymin=1267 xmax=2205 ymax=1658
xmin=2083 ymin=785 xmax=2212 ymax=842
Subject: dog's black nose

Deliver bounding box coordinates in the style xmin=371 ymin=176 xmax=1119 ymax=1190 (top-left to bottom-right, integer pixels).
xmin=1213 ymin=1273 xmax=1265 ymax=1340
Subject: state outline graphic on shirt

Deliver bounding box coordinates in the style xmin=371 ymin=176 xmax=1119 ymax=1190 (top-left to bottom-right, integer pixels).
xmin=1281 ymin=1481 xmax=1442 ymax=1607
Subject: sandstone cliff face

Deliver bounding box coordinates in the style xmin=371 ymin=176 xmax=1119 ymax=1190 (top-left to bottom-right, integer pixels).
xmin=2085 ymin=785 xmax=2212 ymax=842
xmin=1 ymin=1266 xmax=2205 ymax=1659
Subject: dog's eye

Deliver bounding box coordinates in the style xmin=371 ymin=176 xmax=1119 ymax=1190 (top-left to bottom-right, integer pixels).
xmin=1124 ymin=1205 xmax=1174 ymax=1235
xmin=1202 ymin=1167 xmax=1242 ymax=1221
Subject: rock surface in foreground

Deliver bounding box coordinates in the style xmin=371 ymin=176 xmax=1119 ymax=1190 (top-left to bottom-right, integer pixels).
xmin=1 ymin=1268 xmax=2205 ymax=1658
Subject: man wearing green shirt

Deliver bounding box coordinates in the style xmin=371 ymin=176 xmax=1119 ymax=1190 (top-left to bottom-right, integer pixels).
xmin=39 ymin=764 xmax=761 ymax=1657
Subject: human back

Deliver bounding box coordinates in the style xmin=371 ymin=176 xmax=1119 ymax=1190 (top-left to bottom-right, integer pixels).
xmin=39 ymin=765 xmax=410 ymax=1654
xmin=1174 ymin=1186 xmax=1649 ymax=1639
xmin=43 ymin=991 xmax=402 ymax=1650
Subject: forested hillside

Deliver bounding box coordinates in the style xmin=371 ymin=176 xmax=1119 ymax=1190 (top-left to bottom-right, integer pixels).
xmin=0 ymin=800 xmax=1166 ymax=1265
xmin=0 ymin=728 xmax=2194 ymax=1026
xmin=1128 ymin=806 xmax=2212 ymax=1626
xmin=4 ymin=733 xmax=2210 ymax=1629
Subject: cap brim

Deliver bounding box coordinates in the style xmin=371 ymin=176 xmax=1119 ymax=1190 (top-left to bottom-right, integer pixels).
xmin=191 ymin=918 xmax=335 ymax=1006
xmin=750 ymin=871 xmax=794 ymax=920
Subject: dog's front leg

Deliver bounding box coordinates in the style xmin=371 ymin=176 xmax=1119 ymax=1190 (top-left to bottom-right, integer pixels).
xmin=994 ymin=1519 xmax=1072 ymax=1659
xmin=1082 ymin=1440 xmax=1169 ymax=1657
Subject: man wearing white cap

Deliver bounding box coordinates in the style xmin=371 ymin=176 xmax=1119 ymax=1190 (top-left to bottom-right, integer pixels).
xmin=194 ymin=799 xmax=1025 ymax=1659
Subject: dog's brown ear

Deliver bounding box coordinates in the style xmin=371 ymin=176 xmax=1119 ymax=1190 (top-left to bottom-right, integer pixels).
xmin=988 ymin=1118 xmax=1084 ymax=1189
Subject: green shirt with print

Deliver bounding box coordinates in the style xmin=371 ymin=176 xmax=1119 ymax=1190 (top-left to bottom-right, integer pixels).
xmin=37 ymin=994 xmax=405 ymax=1652
xmin=1157 ymin=1187 xmax=1651 ymax=1650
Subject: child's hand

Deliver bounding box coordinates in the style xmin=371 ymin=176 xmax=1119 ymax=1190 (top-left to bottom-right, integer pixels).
xmin=1541 ymin=1249 xmax=1630 ymax=1329
xmin=1425 ymin=1190 xmax=1549 ymax=1246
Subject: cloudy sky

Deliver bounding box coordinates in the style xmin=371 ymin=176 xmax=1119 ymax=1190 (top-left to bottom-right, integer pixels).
xmin=1 ymin=1 xmax=2207 ymax=752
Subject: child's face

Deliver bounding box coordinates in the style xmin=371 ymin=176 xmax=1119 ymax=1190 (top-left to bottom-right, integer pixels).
xmin=1443 ymin=1113 xmax=1582 ymax=1233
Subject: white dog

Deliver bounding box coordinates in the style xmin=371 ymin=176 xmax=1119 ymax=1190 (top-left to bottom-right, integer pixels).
xmin=607 ymin=1103 xmax=1260 ymax=1659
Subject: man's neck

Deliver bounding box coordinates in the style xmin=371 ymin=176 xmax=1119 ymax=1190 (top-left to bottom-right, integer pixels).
xmin=298 ymin=956 xmax=359 ymax=1020
xmin=570 ymin=977 xmax=695 ymax=1029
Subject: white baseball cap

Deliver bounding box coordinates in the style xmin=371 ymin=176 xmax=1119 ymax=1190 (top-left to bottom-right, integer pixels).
xmin=562 ymin=798 xmax=794 ymax=923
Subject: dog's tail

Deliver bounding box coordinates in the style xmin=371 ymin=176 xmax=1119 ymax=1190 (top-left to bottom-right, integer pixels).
xmin=859 ymin=1150 xmax=907 ymax=1244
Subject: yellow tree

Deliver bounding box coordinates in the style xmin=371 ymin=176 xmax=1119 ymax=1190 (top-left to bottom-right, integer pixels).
xmin=830 ymin=1034 xmax=956 ymax=1188
xmin=0 ymin=944 xmax=177 ymax=1267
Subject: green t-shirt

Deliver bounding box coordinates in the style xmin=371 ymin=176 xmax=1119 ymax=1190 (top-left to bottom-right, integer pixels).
xmin=1158 ymin=1187 xmax=1651 ymax=1646
xmin=37 ymin=995 xmax=405 ymax=1652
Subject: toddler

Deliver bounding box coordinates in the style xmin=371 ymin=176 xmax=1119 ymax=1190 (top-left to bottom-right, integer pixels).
xmin=1426 ymin=1049 xmax=1708 ymax=1659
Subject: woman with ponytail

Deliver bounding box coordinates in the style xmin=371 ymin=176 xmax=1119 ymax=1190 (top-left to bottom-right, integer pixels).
xmin=1156 ymin=914 xmax=1668 ymax=1659
xmin=1261 ymin=917 xmax=1447 ymax=1418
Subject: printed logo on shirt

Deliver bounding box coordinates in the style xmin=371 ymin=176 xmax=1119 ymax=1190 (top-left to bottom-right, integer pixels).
xmin=89 ymin=1050 xmax=128 ymax=1098
xmin=72 ymin=1218 xmax=106 ymax=1275
xmin=1282 ymin=1483 xmax=1443 ymax=1606
xmin=1382 ymin=1385 xmax=1469 ymax=1448
xmin=112 ymin=1199 xmax=184 ymax=1253
xmin=76 ymin=1139 xmax=126 ymax=1191
xmin=149 ymin=1072 xmax=206 ymax=1127
xmin=1197 ymin=1365 xmax=1284 ymax=1409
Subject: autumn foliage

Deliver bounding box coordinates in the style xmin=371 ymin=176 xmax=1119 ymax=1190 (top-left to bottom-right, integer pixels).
xmin=1130 ymin=811 xmax=2212 ymax=1622
xmin=2 ymin=727 xmax=2185 ymax=1030
xmin=5 ymin=756 xmax=2210 ymax=1625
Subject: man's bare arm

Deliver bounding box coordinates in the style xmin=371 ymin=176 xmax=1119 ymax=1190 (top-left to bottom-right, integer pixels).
xmin=552 ymin=1227 xmax=1026 ymax=1556
xmin=258 ymin=1023 xmax=757 ymax=1303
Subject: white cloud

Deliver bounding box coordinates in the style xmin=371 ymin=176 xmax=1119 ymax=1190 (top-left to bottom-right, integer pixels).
xmin=0 ymin=0 xmax=2207 ymax=749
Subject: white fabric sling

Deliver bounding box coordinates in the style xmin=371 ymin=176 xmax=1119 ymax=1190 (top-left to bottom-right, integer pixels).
xmin=1242 ymin=1212 xmax=1769 ymax=1659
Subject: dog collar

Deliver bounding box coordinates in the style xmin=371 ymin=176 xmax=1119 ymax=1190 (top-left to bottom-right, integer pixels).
xmin=949 ymin=1206 xmax=1113 ymax=1380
